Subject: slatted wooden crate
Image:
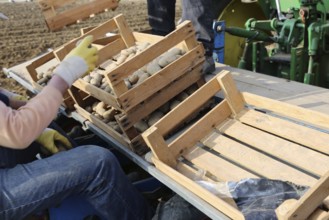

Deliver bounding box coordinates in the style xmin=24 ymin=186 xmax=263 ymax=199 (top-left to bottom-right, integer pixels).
xmin=142 ymin=70 xmax=329 ymax=220
xmin=65 ymin=14 xmax=205 ymax=147
xmin=37 ymin=0 xmax=119 ymax=31
xmin=25 ymin=50 xmax=76 ymax=110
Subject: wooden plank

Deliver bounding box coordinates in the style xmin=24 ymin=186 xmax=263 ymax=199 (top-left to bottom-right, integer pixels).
xmin=277 ymin=170 xmax=329 ymax=220
xmin=152 ymin=158 xmax=245 ymax=220
xmin=93 ymin=35 xmax=120 ymax=45
xmin=176 ymin=162 xmax=239 ymax=209
xmin=133 ymin=32 xmax=163 ymax=44
xmin=55 ymin=15 xmax=118 ymax=60
xmin=202 ymin=131 xmax=317 ymax=186
xmin=72 ymin=79 xmax=121 ymax=109
xmin=218 ymin=119 xmax=329 ymax=177
xmin=114 ymin=14 xmax=135 ymax=48
xmin=106 ymin=21 xmax=196 ymax=85
xmin=45 ymin=0 xmax=118 ymax=31
xmin=118 ymin=64 xmax=203 ymax=130
xmin=242 ymin=92 xmax=329 ymax=131
xmin=26 ymin=51 xmax=56 ymax=82
xmin=217 ymin=71 xmax=245 ymax=115
xmin=238 ymin=109 xmax=329 ymax=155
xmin=168 ymin=100 xmax=232 ymax=158
xmin=183 ymin=145 xmax=258 ymax=181
xmin=153 ymin=73 xmax=221 ymax=136
xmin=118 ymin=45 xmax=204 ymax=111
xmin=142 ymin=126 xmax=177 ymax=167
xmin=97 ymin=38 xmax=126 ymax=66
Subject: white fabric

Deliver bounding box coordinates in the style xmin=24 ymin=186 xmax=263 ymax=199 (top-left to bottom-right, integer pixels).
xmin=53 ymin=56 xmax=88 ymax=86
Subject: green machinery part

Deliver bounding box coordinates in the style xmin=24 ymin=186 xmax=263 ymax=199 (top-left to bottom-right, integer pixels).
xmin=217 ymin=0 xmax=329 ymax=88
xmin=217 ymin=0 xmax=267 ymax=67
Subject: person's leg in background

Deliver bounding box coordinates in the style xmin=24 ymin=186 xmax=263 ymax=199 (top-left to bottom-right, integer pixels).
xmin=147 ymin=0 xmax=176 ymax=36
xmin=0 ymin=145 xmax=153 ymax=220
xmin=181 ymin=0 xmax=216 ymax=74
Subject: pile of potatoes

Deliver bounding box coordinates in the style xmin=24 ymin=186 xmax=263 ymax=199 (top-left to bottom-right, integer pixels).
xmin=133 ymin=85 xmax=198 ymax=133
xmin=82 ymin=42 xmax=186 ymax=94
xmin=85 ymin=101 xmax=122 ymax=134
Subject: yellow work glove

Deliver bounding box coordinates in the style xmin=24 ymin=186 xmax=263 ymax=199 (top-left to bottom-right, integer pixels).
xmin=12 ymin=94 xmax=28 ymax=101
xmin=53 ymin=35 xmax=98 ymax=86
xmin=36 ymin=128 xmax=73 ymax=155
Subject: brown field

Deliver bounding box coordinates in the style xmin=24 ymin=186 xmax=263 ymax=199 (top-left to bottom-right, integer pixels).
xmin=0 ymin=0 xmax=182 ymax=96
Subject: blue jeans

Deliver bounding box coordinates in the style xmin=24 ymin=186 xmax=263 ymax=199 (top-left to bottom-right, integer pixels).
xmin=147 ymin=0 xmax=215 ymax=56
xmin=0 ymin=146 xmax=152 ymax=220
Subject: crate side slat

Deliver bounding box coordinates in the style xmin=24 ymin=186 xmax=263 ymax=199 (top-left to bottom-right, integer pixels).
xmin=72 ymin=79 xmax=120 ymax=109
xmin=133 ymin=32 xmax=163 ymax=44
xmin=118 ymin=44 xmax=204 ymax=111
xmin=183 ymin=145 xmax=258 ymax=181
xmin=218 ymin=119 xmax=329 ymax=177
xmin=218 ymin=71 xmax=245 ymax=115
xmin=55 ymin=15 xmax=119 ymax=60
xmin=168 ymin=100 xmax=232 ymax=158
xmin=152 ymin=157 xmax=245 ymax=220
xmin=114 ymin=14 xmax=135 ymax=48
xmin=238 ymin=109 xmax=329 ymax=155
xmin=26 ymin=51 xmax=56 ymax=82
xmin=45 ymin=0 xmax=118 ymax=31
xmin=97 ymin=38 xmax=126 ymax=66
xmin=202 ymin=131 xmax=317 ymax=187
xmin=119 ymin=64 xmax=203 ymax=130
xmin=242 ymin=92 xmax=329 ymax=131
xmin=152 ymin=73 xmax=223 ymax=137
xmin=143 ymin=127 xmax=177 ymax=167
xmin=176 ymin=162 xmax=239 ymax=209
xmin=107 ymin=21 xmax=196 ymax=86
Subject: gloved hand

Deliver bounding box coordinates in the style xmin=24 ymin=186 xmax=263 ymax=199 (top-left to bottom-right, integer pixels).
xmin=36 ymin=128 xmax=73 ymax=155
xmin=54 ymin=35 xmax=98 ymax=86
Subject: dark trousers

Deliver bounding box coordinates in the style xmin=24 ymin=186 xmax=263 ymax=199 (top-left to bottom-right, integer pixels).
xmin=147 ymin=0 xmax=215 ymax=56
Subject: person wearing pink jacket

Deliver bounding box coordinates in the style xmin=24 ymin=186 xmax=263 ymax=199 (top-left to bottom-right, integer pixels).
xmin=0 ymin=36 xmax=152 ymax=220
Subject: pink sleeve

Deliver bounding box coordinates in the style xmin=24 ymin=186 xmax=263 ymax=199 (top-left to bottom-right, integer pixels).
xmin=0 ymin=85 xmax=63 ymax=149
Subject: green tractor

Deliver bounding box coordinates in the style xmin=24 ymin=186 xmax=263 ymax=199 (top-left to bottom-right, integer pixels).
xmin=214 ymin=0 xmax=329 ymax=88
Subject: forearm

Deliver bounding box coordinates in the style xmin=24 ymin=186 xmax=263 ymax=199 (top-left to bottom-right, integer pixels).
xmin=47 ymin=75 xmax=69 ymax=95
xmin=0 ymin=85 xmax=64 ymax=149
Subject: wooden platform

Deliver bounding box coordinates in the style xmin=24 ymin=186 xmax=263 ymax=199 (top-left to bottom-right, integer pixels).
xmin=143 ymin=70 xmax=329 ymax=220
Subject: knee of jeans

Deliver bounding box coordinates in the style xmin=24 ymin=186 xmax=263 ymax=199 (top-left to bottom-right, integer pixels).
xmin=81 ymin=145 xmax=119 ymax=168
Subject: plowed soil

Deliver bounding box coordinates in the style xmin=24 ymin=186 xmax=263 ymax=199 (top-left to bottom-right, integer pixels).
xmin=0 ymin=0 xmax=181 ymax=96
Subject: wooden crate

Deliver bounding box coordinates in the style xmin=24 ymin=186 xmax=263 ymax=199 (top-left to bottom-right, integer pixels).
xmin=58 ymin=15 xmax=204 ymax=111
xmin=67 ymin=15 xmax=205 ymax=144
xmin=25 ymin=50 xmax=75 ymax=110
xmin=142 ymin=70 xmax=329 ymax=220
xmin=37 ymin=0 xmax=119 ymax=31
